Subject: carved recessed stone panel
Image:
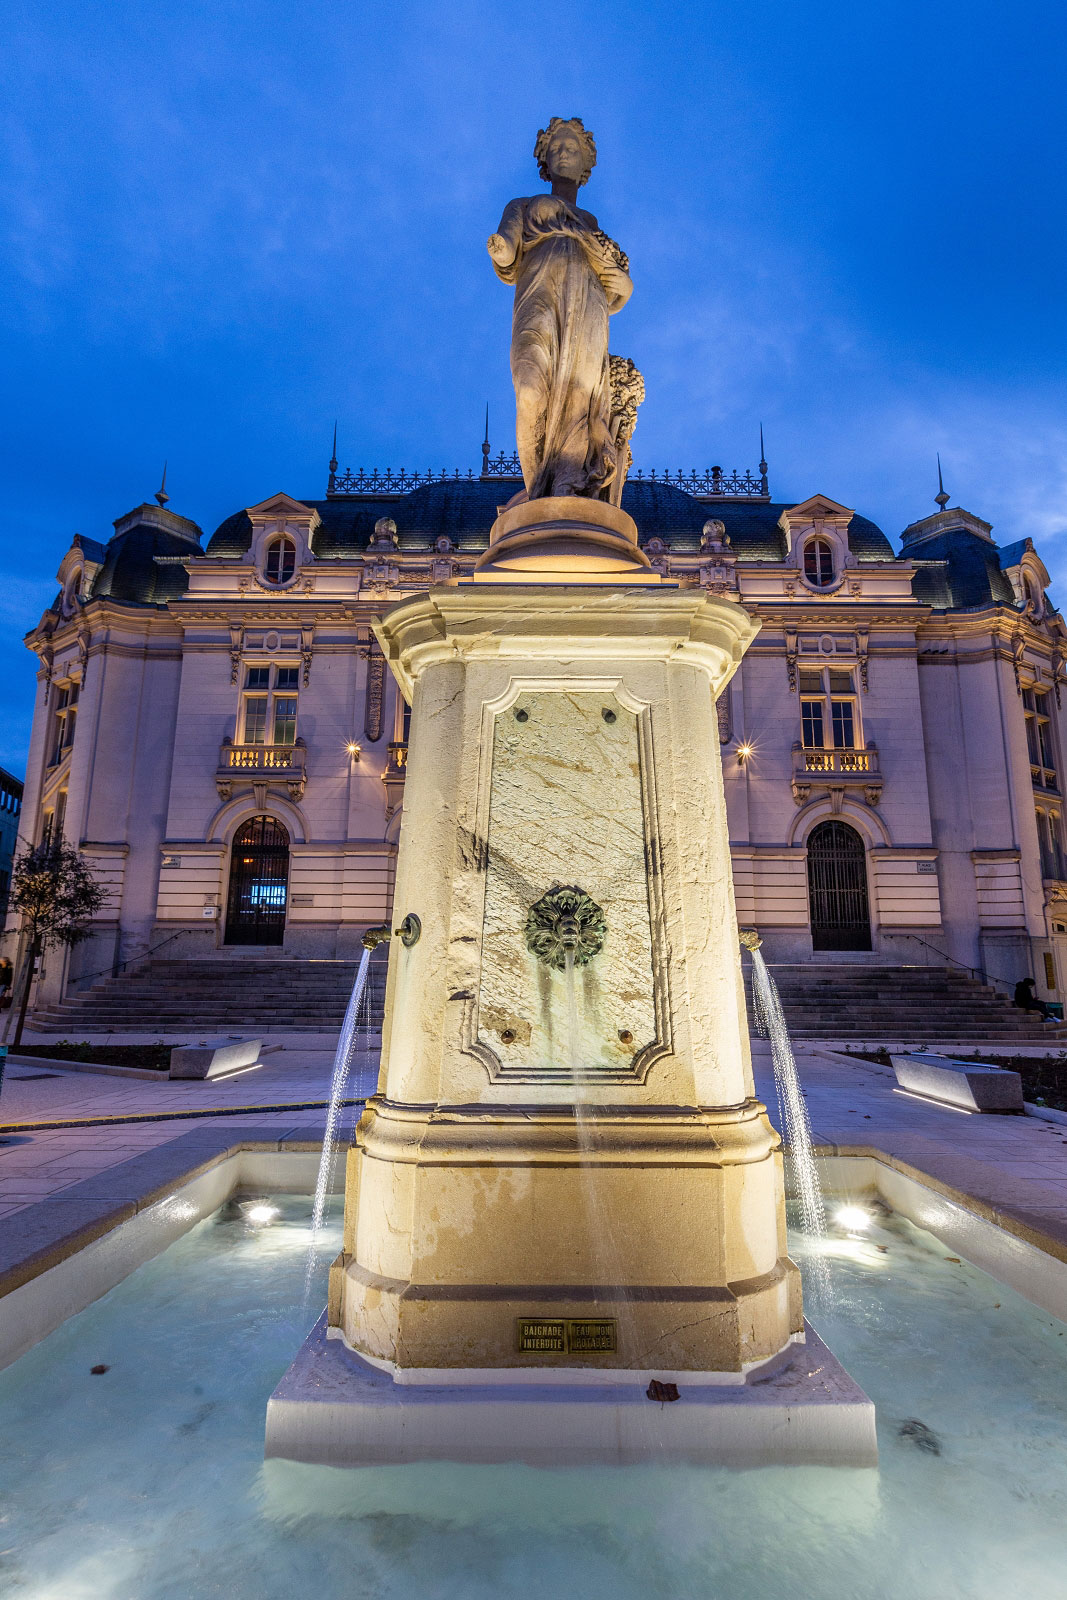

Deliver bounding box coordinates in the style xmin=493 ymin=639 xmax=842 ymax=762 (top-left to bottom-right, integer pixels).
xmin=477 ymin=690 xmax=660 ymax=1081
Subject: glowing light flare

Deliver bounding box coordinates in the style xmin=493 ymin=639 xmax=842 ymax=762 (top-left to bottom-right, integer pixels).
xmin=345 ymin=740 xmax=362 ymax=759
xmin=737 ymin=742 xmax=754 ymax=764
xmin=835 ymin=1204 xmax=872 ymax=1234
xmin=244 ymin=1202 xmax=280 ymax=1225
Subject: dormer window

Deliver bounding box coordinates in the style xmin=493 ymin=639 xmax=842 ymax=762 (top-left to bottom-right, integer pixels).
xmin=803 ymin=538 xmax=835 ymax=588
xmin=264 ymin=536 xmax=297 ymax=585
xmin=1024 ymin=573 xmax=1044 ymax=614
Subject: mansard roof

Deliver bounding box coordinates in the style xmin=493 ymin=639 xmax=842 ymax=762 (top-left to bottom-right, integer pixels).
xmin=909 ymin=526 xmax=1019 ymax=612
xmin=89 ymin=503 xmax=203 ymax=608
xmin=205 ymin=479 xmax=895 ymax=562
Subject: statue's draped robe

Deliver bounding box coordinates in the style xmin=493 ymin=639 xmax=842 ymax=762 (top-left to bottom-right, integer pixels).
xmin=492 ymin=194 xmax=629 ymax=500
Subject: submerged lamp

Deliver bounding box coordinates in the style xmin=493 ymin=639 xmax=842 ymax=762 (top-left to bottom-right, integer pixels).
xmin=835 ymin=1204 xmax=872 ymax=1235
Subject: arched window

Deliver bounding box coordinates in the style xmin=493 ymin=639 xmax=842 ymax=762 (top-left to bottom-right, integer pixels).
xmin=807 ymin=820 xmax=871 ymax=950
xmin=225 ymin=815 xmax=290 ymax=945
xmin=264 ymin=536 xmax=297 ymax=585
xmin=803 ymin=537 xmax=835 ymax=588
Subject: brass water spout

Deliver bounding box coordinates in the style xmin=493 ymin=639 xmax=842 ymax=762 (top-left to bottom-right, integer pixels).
xmin=362 ymin=923 xmax=392 ymax=951
xmin=738 ymin=928 xmax=762 ymax=951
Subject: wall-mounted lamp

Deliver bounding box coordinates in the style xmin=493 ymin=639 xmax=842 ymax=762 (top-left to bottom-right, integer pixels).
xmin=737 ymin=743 xmax=753 ymax=766
xmin=346 ymin=740 xmax=362 ymax=760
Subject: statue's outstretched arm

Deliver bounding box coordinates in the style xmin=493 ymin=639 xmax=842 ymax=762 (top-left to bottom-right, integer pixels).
xmin=487 ymin=198 xmax=525 ymax=282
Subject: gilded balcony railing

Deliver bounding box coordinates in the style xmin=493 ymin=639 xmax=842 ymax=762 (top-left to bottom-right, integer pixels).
xmin=215 ymin=739 xmax=306 ymax=800
xmin=223 ymin=743 xmax=300 ymax=770
xmin=791 ymin=741 xmax=882 ymax=806
xmin=797 ymin=747 xmax=878 ymax=776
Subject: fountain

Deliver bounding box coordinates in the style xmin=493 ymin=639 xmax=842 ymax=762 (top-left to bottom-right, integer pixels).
xmin=266 ymin=117 xmax=875 ymax=1467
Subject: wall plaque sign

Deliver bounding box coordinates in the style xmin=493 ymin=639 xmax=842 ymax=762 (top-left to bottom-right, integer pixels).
xmin=566 ymin=1319 xmax=617 ymax=1354
xmin=516 ymin=1319 xmax=566 ymax=1354
xmin=516 ymin=1318 xmax=617 ymax=1355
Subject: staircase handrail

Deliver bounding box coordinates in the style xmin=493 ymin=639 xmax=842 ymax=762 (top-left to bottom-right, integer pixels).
xmin=884 ymin=931 xmax=1016 ymax=999
xmin=56 ymin=927 xmax=192 ymax=993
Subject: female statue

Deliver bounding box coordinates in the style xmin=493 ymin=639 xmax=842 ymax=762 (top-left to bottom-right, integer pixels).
xmin=487 ymin=118 xmax=633 ymax=502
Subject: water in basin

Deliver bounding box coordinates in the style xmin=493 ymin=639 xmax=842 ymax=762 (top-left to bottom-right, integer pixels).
xmin=0 ymin=1195 xmax=1064 ymax=1598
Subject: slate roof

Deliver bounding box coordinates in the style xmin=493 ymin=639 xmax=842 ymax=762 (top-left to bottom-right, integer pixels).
xmin=72 ymin=534 xmax=108 ymax=565
xmin=89 ymin=516 xmax=202 ymax=607
xmin=907 ymin=529 xmax=1018 ymax=612
xmin=205 ymin=480 xmax=896 ymax=563
xmin=996 ymin=538 xmax=1033 ymax=569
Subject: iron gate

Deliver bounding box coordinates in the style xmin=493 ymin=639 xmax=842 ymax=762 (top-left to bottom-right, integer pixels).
xmin=806 ymin=820 xmax=871 ymax=951
xmin=225 ymin=815 xmax=290 ymax=946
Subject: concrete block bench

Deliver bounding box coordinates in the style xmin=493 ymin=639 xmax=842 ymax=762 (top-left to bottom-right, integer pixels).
xmin=889 ymin=1052 xmax=1024 ymax=1113
xmin=169 ymin=1037 xmax=263 ymax=1081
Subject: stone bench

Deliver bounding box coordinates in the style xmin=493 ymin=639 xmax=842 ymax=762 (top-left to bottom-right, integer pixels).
xmin=169 ymin=1036 xmax=263 ymax=1081
xmin=889 ymin=1052 xmax=1024 ymax=1113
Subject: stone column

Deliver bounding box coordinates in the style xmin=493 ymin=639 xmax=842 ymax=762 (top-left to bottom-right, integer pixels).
xmin=331 ymin=586 xmax=802 ymax=1380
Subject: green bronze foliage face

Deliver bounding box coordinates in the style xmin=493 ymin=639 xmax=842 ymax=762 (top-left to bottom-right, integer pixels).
xmin=524 ymin=885 xmax=606 ymax=971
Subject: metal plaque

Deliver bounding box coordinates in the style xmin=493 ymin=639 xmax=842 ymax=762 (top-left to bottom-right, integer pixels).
xmin=516 ymin=1319 xmax=566 ymax=1354
xmin=566 ymin=1319 xmax=617 ymax=1354
xmin=516 ymin=1318 xmax=617 ymax=1355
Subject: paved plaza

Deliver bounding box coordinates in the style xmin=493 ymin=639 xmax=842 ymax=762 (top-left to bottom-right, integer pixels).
xmin=1 ymin=1039 xmax=1066 ymax=1278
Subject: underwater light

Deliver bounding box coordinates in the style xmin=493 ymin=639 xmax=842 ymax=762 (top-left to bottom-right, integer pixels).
xmin=244 ymin=1202 xmax=280 ymax=1225
xmin=835 ymin=1204 xmax=872 ymax=1234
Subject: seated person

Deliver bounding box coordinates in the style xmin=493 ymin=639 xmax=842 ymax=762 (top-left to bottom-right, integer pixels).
xmin=1014 ymin=976 xmax=1054 ymax=1021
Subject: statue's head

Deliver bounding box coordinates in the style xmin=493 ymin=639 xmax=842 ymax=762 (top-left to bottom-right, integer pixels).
xmin=534 ymin=117 xmax=597 ymax=188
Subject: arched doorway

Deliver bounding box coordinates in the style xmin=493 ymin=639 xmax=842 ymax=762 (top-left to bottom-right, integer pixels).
xmin=225 ymin=815 xmax=290 ymax=945
xmin=807 ymin=820 xmax=871 ymax=951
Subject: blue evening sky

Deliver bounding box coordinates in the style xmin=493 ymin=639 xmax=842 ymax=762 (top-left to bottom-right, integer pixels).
xmin=1 ymin=0 xmax=1064 ymax=774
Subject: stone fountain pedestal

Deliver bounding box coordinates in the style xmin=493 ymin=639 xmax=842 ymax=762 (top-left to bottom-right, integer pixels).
xmin=267 ymin=582 xmax=875 ymax=1467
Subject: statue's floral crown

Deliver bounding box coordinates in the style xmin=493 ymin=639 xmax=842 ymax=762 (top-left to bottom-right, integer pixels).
xmin=534 ymin=117 xmax=597 ymax=186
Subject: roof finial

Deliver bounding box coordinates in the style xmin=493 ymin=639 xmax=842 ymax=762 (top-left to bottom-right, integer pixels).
xmin=154 ymin=462 xmax=169 ymax=508
xmin=328 ymin=422 xmax=338 ymax=494
xmin=935 ymin=452 xmax=949 ymax=511
xmin=481 ymin=404 xmax=491 ymax=475
xmin=758 ymin=424 xmax=769 ymax=496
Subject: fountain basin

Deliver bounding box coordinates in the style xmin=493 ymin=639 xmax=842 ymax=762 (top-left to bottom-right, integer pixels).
xmin=265 ymin=1313 xmax=876 ymax=1468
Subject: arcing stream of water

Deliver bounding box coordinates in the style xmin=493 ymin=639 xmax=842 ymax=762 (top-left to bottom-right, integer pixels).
xmin=303 ymin=946 xmax=373 ymax=1305
xmin=748 ymin=947 xmax=831 ymax=1307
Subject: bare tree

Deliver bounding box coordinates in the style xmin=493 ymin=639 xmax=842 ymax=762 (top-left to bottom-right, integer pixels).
xmin=5 ymin=842 xmax=107 ymax=1049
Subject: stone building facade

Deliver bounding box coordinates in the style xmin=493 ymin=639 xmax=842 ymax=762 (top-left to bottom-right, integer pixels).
xmin=14 ymin=453 xmax=1067 ymax=1010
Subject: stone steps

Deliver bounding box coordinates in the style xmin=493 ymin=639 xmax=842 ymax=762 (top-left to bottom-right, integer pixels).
xmin=32 ymin=956 xmax=388 ymax=1035
xmin=34 ymin=956 xmax=1067 ymax=1046
xmin=745 ymin=964 xmax=1067 ymax=1041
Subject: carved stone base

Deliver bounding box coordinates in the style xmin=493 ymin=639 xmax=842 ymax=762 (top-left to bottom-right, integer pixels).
xmin=333 ymin=1096 xmax=803 ymax=1377
xmin=474 ymin=495 xmax=658 ymax=583
xmin=266 ymin=1315 xmax=877 ymax=1468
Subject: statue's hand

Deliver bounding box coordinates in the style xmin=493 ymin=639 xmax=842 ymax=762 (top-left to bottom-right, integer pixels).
xmin=487 ymin=233 xmax=514 ymax=267
xmin=600 ymin=266 xmax=633 ymax=306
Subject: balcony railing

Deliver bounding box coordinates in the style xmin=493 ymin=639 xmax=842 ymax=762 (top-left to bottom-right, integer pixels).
xmin=223 ymin=743 xmax=300 ymax=770
xmin=791 ymin=741 xmax=882 ymax=806
xmin=797 ymin=747 xmax=878 ymax=775
xmin=386 ymin=741 xmax=408 ymax=772
xmin=216 ymin=739 xmax=306 ymax=800
xmin=1032 ymin=763 xmax=1060 ymax=794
